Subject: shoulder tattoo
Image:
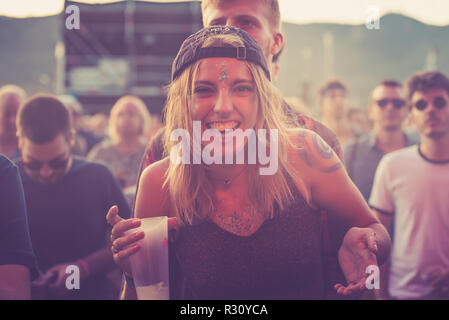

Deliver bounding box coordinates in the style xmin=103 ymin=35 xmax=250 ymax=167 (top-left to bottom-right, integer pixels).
xmin=297 ymin=130 xmax=343 ymax=173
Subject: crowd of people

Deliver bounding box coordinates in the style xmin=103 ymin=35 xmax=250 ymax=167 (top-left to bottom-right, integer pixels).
xmin=1 ymin=0 xmax=448 ymax=300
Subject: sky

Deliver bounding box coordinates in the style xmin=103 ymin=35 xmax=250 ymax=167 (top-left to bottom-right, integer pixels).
xmin=0 ymin=0 xmax=449 ymax=26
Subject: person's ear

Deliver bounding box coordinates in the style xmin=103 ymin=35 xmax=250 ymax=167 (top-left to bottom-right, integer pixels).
xmin=17 ymin=134 xmax=23 ymax=150
xmin=271 ymin=32 xmax=284 ymax=57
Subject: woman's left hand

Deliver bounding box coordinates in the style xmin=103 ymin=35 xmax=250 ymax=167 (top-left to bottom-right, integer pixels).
xmin=335 ymin=227 xmax=379 ymax=296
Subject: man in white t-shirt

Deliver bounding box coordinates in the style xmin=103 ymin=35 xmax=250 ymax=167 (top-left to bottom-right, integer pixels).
xmin=370 ymin=71 xmax=449 ymax=299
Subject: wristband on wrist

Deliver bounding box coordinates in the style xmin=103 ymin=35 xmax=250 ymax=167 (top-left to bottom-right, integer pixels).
xmin=124 ymin=273 xmax=135 ymax=289
xmin=76 ymin=259 xmax=90 ymax=278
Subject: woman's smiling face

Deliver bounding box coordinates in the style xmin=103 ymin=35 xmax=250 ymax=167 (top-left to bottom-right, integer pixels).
xmin=191 ymin=58 xmax=258 ymax=156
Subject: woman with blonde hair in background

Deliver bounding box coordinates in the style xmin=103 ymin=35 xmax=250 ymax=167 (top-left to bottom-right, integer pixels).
xmin=88 ymin=95 xmax=156 ymax=192
xmin=107 ymin=26 xmax=390 ymax=300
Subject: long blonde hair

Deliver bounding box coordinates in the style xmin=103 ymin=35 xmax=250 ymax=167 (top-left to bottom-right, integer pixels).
xmin=163 ymin=34 xmax=298 ymax=226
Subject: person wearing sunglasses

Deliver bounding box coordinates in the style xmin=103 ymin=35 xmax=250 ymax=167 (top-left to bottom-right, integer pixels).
xmin=344 ymin=80 xmax=419 ymax=202
xmin=16 ymin=94 xmax=131 ymax=299
xmin=370 ymin=71 xmax=449 ymax=300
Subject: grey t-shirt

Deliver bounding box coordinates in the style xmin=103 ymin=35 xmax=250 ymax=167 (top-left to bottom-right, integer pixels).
xmin=87 ymin=140 xmax=146 ymax=188
xmin=344 ymin=131 xmax=419 ymax=201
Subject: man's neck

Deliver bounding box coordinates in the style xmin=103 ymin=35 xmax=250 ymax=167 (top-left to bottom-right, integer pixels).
xmin=420 ymin=134 xmax=449 ymax=162
xmin=374 ymin=127 xmax=407 ymax=154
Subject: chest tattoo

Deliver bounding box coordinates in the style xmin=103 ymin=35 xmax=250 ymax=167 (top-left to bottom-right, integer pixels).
xmin=213 ymin=202 xmax=265 ymax=236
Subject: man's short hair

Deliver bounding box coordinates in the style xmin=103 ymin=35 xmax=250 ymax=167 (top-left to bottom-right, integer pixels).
xmin=318 ymin=80 xmax=347 ymax=99
xmin=376 ymin=79 xmax=402 ymax=89
xmin=17 ymin=94 xmax=73 ymax=144
xmin=201 ymin=0 xmax=281 ymax=31
xmin=370 ymin=80 xmax=403 ymax=102
xmin=405 ymin=71 xmax=449 ymax=104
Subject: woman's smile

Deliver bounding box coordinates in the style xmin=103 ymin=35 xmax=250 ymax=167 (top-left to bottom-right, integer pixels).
xmin=205 ymin=120 xmax=241 ymax=132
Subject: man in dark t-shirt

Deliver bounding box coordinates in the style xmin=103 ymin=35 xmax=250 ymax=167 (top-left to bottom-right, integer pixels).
xmin=18 ymin=157 xmax=130 ymax=299
xmin=0 ymin=155 xmax=38 ymax=299
xmin=16 ymin=94 xmax=130 ymax=299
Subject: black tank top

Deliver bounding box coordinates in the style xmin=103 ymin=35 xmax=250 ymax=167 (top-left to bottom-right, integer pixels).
xmin=168 ymin=178 xmax=327 ymax=300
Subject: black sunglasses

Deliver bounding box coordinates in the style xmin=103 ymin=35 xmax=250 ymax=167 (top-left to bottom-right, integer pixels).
xmin=375 ymin=98 xmax=406 ymax=109
xmin=413 ymin=96 xmax=447 ymax=111
xmin=23 ymin=157 xmax=69 ymax=171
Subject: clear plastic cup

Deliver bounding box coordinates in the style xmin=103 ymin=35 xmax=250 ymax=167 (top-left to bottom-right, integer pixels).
xmin=128 ymin=216 xmax=169 ymax=300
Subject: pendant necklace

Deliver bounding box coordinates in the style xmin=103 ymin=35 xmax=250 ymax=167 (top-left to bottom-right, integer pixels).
xmin=209 ymin=167 xmax=247 ymax=188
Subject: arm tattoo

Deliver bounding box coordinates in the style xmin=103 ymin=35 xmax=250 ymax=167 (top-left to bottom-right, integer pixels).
xmin=312 ymin=132 xmax=334 ymax=159
xmin=322 ymin=162 xmax=343 ymax=173
xmin=297 ymin=130 xmax=343 ymax=173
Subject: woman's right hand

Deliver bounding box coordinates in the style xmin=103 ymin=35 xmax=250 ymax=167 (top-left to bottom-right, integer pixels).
xmin=106 ymin=205 xmax=145 ymax=276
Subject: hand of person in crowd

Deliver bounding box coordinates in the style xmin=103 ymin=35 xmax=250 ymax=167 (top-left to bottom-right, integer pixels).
xmin=45 ymin=263 xmax=75 ymax=296
xmin=334 ymin=227 xmax=378 ymax=296
xmin=31 ymin=271 xmax=57 ymax=299
xmin=32 ymin=260 xmax=90 ymax=298
xmin=106 ymin=205 xmax=177 ymax=277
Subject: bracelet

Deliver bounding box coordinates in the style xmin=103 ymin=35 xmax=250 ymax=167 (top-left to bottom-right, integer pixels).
xmin=124 ymin=274 xmax=135 ymax=289
xmin=76 ymin=259 xmax=90 ymax=278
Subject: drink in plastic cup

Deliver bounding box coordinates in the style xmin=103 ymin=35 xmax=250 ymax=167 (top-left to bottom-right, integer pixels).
xmin=128 ymin=216 xmax=169 ymax=300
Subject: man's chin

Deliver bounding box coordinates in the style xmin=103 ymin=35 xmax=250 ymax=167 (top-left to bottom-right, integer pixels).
xmin=36 ymin=177 xmax=59 ymax=186
xmin=426 ymin=130 xmax=447 ymax=140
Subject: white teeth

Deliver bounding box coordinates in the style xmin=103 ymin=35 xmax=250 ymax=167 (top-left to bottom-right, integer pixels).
xmin=207 ymin=121 xmax=240 ymax=131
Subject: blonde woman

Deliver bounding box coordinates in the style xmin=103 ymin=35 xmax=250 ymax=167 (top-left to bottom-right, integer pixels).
xmin=107 ymin=26 xmax=390 ymax=300
xmin=87 ymin=96 xmax=154 ymax=189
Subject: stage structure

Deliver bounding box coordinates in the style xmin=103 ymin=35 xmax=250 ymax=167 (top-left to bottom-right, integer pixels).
xmin=61 ymin=0 xmax=202 ymax=115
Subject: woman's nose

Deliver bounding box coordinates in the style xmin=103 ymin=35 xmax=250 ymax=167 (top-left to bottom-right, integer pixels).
xmin=213 ymin=90 xmax=233 ymax=115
